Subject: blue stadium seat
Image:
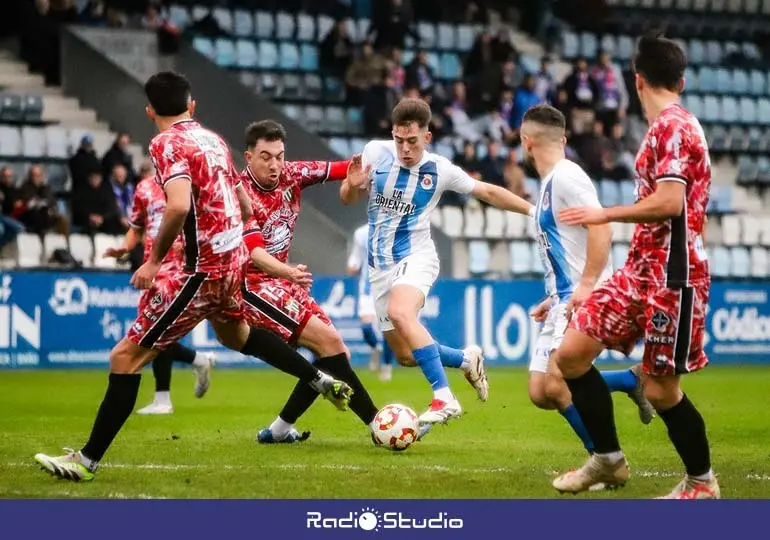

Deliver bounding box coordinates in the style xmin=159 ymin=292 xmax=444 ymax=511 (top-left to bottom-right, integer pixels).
xmin=325 ymin=77 xmax=345 ymax=102
xmin=22 ymin=94 xmax=43 ymax=123
xmin=282 ymin=104 xmax=301 ymax=121
xmin=303 ymin=74 xmax=322 ymax=100
xmin=258 ymin=41 xmax=278 ymax=70
xmin=233 ymin=9 xmax=254 ymax=37
xmin=316 ymin=16 xmax=334 ymax=43
xmin=562 ymin=31 xmax=579 ymax=59
xmin=468 ymin=240 xmax=491 ymax=276
xmin=457 ymin=25 xmax=475 ymax=52
xmin=214 ymin=38 xmax=236 ymax=68
xmin=475 ymin=142 xmax=488 ymax=160
xmin=280 ymin=74 xmax=301 ymax=99
xmin=525 ymin=177 xmax=539 ymax=197
xmin=727 ymin=125 xmax=746 ymax=151
xmin=192 ymin=36 xmax=215 ymax=60
xmin=168 ymin=5 xmax=189 ymax=29
xmin=260 ymin=73 xmax=278 ymax=97
xmin=579 ymin=32 xmax=597 ymax=58
xmin=296 ymin=14 xmax=316 ymax=41
xmin=325 ymin=106 xmax=346 ymax=134
xmin=711 ymin=246 xmax=730 ymax=278
xmin=509 ymin=241 xmax=531 ymax=276
xmin=737 ymin=155 xmax=758 ymax=184
xmin=689 ymin=39 xmax=706 ymax=65
xmin=304 ymin=105 xmax=324 ymax=132
xmin=620 ymin=180 xmax=636 ymax=205
xmin=599 ymin=179 xmax=620 ymax=206
xmin=706 ymin=41 xmax=723 ymax=65
xmin=758 ymin=98 xmax=770 ymax=124
xmin=254 ymin=11 xmax=274 ymax=39
xmin=356 ymin=19 xmax=371 ymax=43
xmin=617 ymin=35 xmax=634 ymax=61
xmin=346 ymin=107 xmax=364 ymax=135
xmin=739 ymin=98 xmax=756 ymax=125
xmin=749 ymin=70 xmax=766 ymax=96
xmin=437 ymin=23 xmax=455 ymax=50
xmin=702 ymin=95 xmax=720 ymax=123
xmin=434 ymin=141 xmax=454 ymax=158
xmin=683 ymin=94 xmax=704 ymax=118
xmin=519 ymin=54 xmax=539 ymax=75
xmin=278 ymin=42 xmax=300 ymax=70
xmin=757 ymin=156 xmax=770 ymax=183
xmin=275 ymin=13 xmax=295 ymax=40
xmin=439 ymin=53 xmax=461 ymax=80
xmin=742 ymin=42 xmax=762 ymax=61
xmin=418 ymin=22 xmax=437 ymax=49
xmin=402 ymin=49 xmax=416 ymax=65
xmin=600 ymin=35 xmax=616 ymax=57
xmin=698 ymin=67 xmax=716 ymax=93
xmin=299 ymin=44 xmax=319 ymax=72
xmin=212 ymin=8 xmax=233 ymax=33
xmin=733 ymin=69 xmax=749 ymax=95
xmin=328 ymin=137 xmax=351 ymax=156
xmin=426 ymin=52 xmax=440 ymax=73
xmin=710 ymin=125 xmax=728 ymax=151
xmin=235 ymin=39 xmax=258 ymax=69
xmin=715 ymin=68 xmax=731 ymax=94
xmin=683 ymin=67 xmax=698 ymax=92
xmin=731 ymin=246 xmax=750 ymax=277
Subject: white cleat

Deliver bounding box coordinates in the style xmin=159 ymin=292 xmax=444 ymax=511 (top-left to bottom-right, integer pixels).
xmin=34 ymin=449 xmax=95 ymax=482
xmin=553 ymin=454 xmax=631 ymax=494
xmin=193 ymin=352 xmax=216 ymax=398
xmin=379 ymin=364 xmax=393 ymax=382
xmin=462 ymin=345 xmax=488 ymax=402
xmin=418 ymin=397 xmax=462 ymax=424
xmin=136 ymin=402 xmax=174 ymax=415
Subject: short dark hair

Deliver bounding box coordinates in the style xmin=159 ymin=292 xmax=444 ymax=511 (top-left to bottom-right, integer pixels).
xmin=144 ymin=71 xmax=191 ymax=117
xmin=522 ymin=104 xmax=566 ymax=131
xmin=391 ymin=98 xmax=431 ymax=129
xmin=245 ymin=120 xmax=286 ymax=149
xmin=633 ymin=30 xmax=687 ymax=92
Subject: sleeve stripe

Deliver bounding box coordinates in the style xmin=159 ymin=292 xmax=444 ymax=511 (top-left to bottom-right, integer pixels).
xmin=656 ymin=176 xmax=687 ymax=185
xmin=162 ymin=173 xmax=192 ymax=186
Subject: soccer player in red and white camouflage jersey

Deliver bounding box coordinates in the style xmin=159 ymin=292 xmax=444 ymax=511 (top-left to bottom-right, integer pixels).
xmin=34 ymin=73 xmax=351 ymax=482
xmin=550 ymin=32 xmax=719 ymax=498
xmin=239 ymin=120 xmax=381 ymax=444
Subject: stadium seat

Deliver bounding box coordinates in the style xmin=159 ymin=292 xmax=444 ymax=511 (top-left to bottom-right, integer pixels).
xmin=441 ymin=206 xmax=463 ymax=237
xmin=505 ymin=210 xmax=526 ymax=239
xmin=296 ymin=14 xmax=316 ymax=41
xmin=254 ymin=11 xmax=274 ymax=39
xmin=742 ymin=215 xmax=761 ymax=245
xmin=620 ymin=180 xmax=636 ymax=205
xmin=730 ymin=246 xmax=750 ymax=277
xmin=325 ymin=106 xmax=346 ymax=134
xmin=214 ymin=38 xmax=236 ymax=68
xmin=738 ymin=97 xmax=755 ymax=125
xmin=599 ymin=179 xmax=620 ymax=206
xmin=698 ymin=67 xmax=716 ymax=93
xmin=702 ymin=95 xmax=720 ymax=123
xmin=418 ymin=22 xmax=437 ymax=49
xmin=561 ymin=32 xmax=578 ymax=57
xmin=0 ymin=92 xmax=23 ymax=123
xmin=721 ymin=214 xmax=741 ymax=245
xmin=44 ymin=126 xmax=68 ymax=159
xmin=617 ymin=35 xmax=634 ymax=61
xmin=281 ymin=104 xmax=301 ymax=121
xmin=689 ymin=40 xmax=706 ymax=65
xmin=468 ymin=240 xmax=491 ymax=276
xmin=192 ymin=36 xmax=215 ymax=60
xmin=47 ymin=163 xmax=68 ymax=193
xmin=437 ymin=23 xmax=455 ymax=50
xmin=484 ymin=207 xmax=505 ymax=239
xmin=43 ymin=233 xmax=68 ymax=264
xmin=258 ymin=41 xmax=279 ymax=70
xmin=757 ymin=216 xmax=770 ymax=246
xmin=750 ymin=247 xmax=768 ymax=277
xmin=745 ymin=126 xmax=761 ymax=152
xmin=16 ymin=233 xmax=43 ymax=267
xmin=433 ymin=141 xmax=453 ymax=158
xmin=757 ymin=156 xmax=770 ymax=183
xmin=167 ymin=5 xmax=190 ymax=29
xmin=733 ymin=69 xmax=749 ymax=95
xmin=683 ymin=67 xmax=698 ymax=92
xmin=439 ymin=53 xmax=462 ymax=80
xmin=463 ymin=204 xmax=484 ymax=238
xmin=304 ymin=105 xmax=324 ymax=132
xmin=705 ymin=215 xmax=723 ymax=244
xmin=233 ymin=9 xmax=254 ymax=37
xmin=278 ymin=42 xmax=300 ymax=70
xmin=304 ymin=74 xmax=322 ymax=100
xmin=235 ymin=39 xmax=258 ymax=69
xmin=684 ymin=95 xmax=703 ymax=118
xmin=93 ymin=235 xmax=122 ymax=269
xmin=749 ymin=70 xmax=766 ymax=96
xmin=706 ymin=41 xmax=723 ymax=65
xmin=346 ymin=108 xmax=364 ymax=135
xmin=69 ymin=234 xmax=94 ymax=267
xmin=715 ymin=68 xmax=731 ymax=94
xmin=529 ymin=242 xmax=544 ymax=276
xmin=757 ymin=98 xmax=770 ymax=124
xmin=327 ymin=137 xmax=350 ymax=156
xmin=430 ymin=207 xmax=442 ymax=229
xmin=317 ymin=16 xmax=334 ymax=43
xmin=276 ymin=12 xmax=295 ymax=40
xmin=711 ymin=245 xmax=730 ymax=277
xmin=23 ymin=94 xmax=44 ymax=124
xmin=356 ymin=19 xmax=370 ymax=43
xmin=212 ymin=7 xmax=233 ymax=33
xmin=579 ymin=32 xmax=598 ymax=58
xmin=737 ymin=155 xmax=758 ymax=184
xmin=509 ymin=241 xmax=531 ymax=276
xmin=260 ymin=73 xmax=279 ymax=97
xmin=21 ymin=127 xmax=45 ymax=158
xmin=710 ymin=125 xmax=728 ymax=151
xmin=600 ymin=35 xmax=616 ymax=57
xmin=721 ymin=96 xmax=738 ymax=124
xmin=280 ymin=74 xmax=301 ymax=99
xmin=456 ymin=25 xmax=475 ymax=51
xmin=299 ymin=43 xmax=319 ymax=71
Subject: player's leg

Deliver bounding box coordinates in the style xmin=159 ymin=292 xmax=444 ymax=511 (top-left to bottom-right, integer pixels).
xmin=136 ymin=348 xmax=175 ymax=415
xmin=380 ymin=338 xmax=394 ymax=381
xmin=643 ymin=287 xmax=718 ymax=499
xmin=360 ymin=311 xmax=380 ymax=372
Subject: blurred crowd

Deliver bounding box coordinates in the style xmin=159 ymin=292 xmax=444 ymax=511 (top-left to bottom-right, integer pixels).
xmin=0 ymin=133 xmax=145 ymax=253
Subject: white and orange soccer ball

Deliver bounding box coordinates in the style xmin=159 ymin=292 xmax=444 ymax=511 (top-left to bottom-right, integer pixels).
xmin=371 ymin=403 xmax=420 ymax=451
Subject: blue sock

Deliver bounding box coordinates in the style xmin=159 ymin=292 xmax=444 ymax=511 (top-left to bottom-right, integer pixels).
xmin=601 ymin=369 xmax=638 ymax=393
xmin=361 ymin=323 xmax=379 ymax=349
xmin=412 ymin=343 xmax=449 ymax=391
xmin=560 ymin=404 xmax=595 ymax=454
xmin=382 ymin=341 xmax=393 ymax=365
xmin=438 ymin=344 xmax=464 ymax=368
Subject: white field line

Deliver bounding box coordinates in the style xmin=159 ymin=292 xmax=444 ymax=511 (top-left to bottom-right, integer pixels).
xmin=5 ymin=461 xmax=768 ymax=481
xmin=0 ymin=488 xmax=164 ymax=499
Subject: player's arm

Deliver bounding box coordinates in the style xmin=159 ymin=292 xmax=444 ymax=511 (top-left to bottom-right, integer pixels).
xmin=235 ymin=182 xmax=253 ymax=222
xmin=605 ymin=181 xmax=685 ymax=223
xmin=244 ymin=226 xmax=312 ymax=287
xmin=471 ymin=180 xmax=535 ymax=217
xmin=149 ymin=178 xmax=191 ymax=265
xmin=582 ymin=222 xmax=612 ymax=285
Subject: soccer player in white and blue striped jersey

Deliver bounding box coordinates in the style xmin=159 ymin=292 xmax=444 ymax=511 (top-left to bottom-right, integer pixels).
xmin=341 ymin=98 xmax=535 ymax=424
xmin=521 ymin=104 xmax=654 ymax=456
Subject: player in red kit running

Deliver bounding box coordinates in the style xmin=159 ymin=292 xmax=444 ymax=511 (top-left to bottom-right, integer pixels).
xmin=34 ymin=72 xmax=352 ymax=482
xmin=104 ymin=163 xmax=217 ymax=415
xmin=550 ymin=32 xmax=719 ymax=498
xmin=238 ymin=120 xmax=381 ymax=444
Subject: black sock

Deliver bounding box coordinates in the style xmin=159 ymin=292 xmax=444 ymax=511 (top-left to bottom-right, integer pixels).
xmin=152 ymin=350 xmax=173 ymax=392
xmin=279 ymin=378 xmax=321 ymax=424
xmin=240 ymin=327 xmax=320 ymax=383
xmin=167 ymin=343 xmax=196 ymax=364
xmin=658 ymin=394 xmax=711 ymax=477
xmin=81 ymin=373 xmax=141 ymax=463
xmin=564 ymin=365 xmax=621 ymax=454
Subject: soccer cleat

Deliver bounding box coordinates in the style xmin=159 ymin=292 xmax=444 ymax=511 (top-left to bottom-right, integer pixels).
xmin=193 ymin=352 xmax=216 ymax=398
xmin=257 ymin=427 xmax=311 ymax=444
xmin=34 ymin=449 xmax=96 ymax=482
xmin=627 ymin=364 xmax=655 ymax=425
xmin=379 ymin=364 xmax=393 ymax=382
xmin=462 ymin=345 xmax=488 ymax=402
xmin=136 ymin=401 xmax=173 ymax=415
xmin=416 ymin=422 xmax=433 ymax=441
xmin=553 ymin=454 xmax=631 ymax=494
xmin=657 ymin=476 xmax=721 ymax=499
xmin=321 ymin=379 xmax=353 ymax=411
xmin=418 ymin=397 xmax=462 ymax=424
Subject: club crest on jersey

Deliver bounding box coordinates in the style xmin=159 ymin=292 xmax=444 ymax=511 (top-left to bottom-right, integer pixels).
xmin=150 ymin=292 xmax=163 ymax=307
xmin=285 ymin=298 xmax=300 ymax=316
xmin=651 ymin=311 xmax=670 ymax=332
xmin=541 ymin=192 xmax=550 ymax=211
xmin=421 ymin=174 xmax=434 ymax=190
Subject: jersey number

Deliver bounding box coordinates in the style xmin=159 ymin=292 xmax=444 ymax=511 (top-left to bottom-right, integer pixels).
xmin=218 ymin=171 xmax=238 ymax=218
xmin=394 ymin=261 xmax=409 ymax=279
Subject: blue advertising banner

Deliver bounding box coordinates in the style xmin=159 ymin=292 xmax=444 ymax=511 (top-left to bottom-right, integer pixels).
xmin=0 ymin=270 xmax=768 ymax=368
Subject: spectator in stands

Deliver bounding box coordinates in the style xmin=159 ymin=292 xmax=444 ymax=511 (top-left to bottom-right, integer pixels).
xmin=387 ymin=48 xmax=406 ymax=93
xmin=405 ymin=50 xmax=437 ymax=98
xmin=464 ymin=30 xmax=493 ymax=81
xmin=446 ymin=81 xmax=481 ymax=142
xmin=345 ymin=43 xmax=386 ymax=105
xmin=101 ymin=132 xmax=135 ymax=184
xmin=455 ymin=141 xmax=480 ymax=176
xmin=78 ymin=0 xmax=106 ymax=25
xmin=561 ymin=56 xmax=600 ymax=135
xmin=591 ymin=50 xmax=629 ymax=135
xmin=46 ymin=0 xmax=77 ymax=24
xmin=68 ymin=134 xmax=100 ymax=193
xmin=320 ymin=18 xmax=354 ymax=80
xmin=498 ymin=87 xmax=515 ymax=127
xmin=490 ymin=28 xmax=517 ymax=63
xmin=607 ymin=122 xmax=636 ymax=171
xmin=72 ymin=170 xmax=123 ymax=235
xmin=140 ymin=2 xmax=165 ymax=30
xmin=501 ymin=58 xmax=525 ymax=91
xmin=367 ymin=0 xmax=419 ymax=52
xmin=572 ymin=120 xmax=607 ymax=178
xmin=109 ymin=164 xmax=134 ymax=231
xmin=16 ymin=165 xmax=66 ymax=237
xmin=599 ymin=147 xmax=633 ymax=181
xmin=0 ymin=167 xmax=25 ymax=250
xmin=512 ymin=74 xmax=544 ymax=130
xmin=363 ymin=69 xmax=399 ymax=136
xmin=478 ymin=140 xmax=507 ymax=188
xmin=534 ymin=56 xmax=556 ymax=103
xmin=503 ymin=149 xmax=530 ymax=201
xmin=479 ymin=108 xmax=515 ymax=144
xmin=422 ymin=92 xmax=451 ymax=139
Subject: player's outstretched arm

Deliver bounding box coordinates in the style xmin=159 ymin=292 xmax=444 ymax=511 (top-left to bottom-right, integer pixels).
xmin=249 ymin=246 xmax=313 ymax=288
xmin=339 ymin=156 xmax=370 ymax=205
xmin=471 ymin=181 xmax=535 ymax=217
xmin=104 ymin=227 xmax=142 ymax=259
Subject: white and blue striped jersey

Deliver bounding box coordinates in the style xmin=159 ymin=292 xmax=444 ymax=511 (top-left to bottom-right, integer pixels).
xmin=534 ymin=159 xmax=613 ymax=302
xmin=347 ymin=224 xmax=371 ymax=298
xmin=362 ymin=140 xmax=476 ymax=270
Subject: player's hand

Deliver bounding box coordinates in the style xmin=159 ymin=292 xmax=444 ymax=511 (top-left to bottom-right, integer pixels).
xmin=565 ymin=282 xmax=593 ymax=321
xmin=103 ymin=246 xmax=129 ymax=259
xmin=130 ymin=261 xmax=161 ymax=290
xmin=288 ymin=264 xmax=313 ymax=289
xmin=346 ymin=155 xmax=371 ymax=189
xmin=559 ymin=206 xmax=609 ymax=226
xmin=530 ymin=298 xmax=552 ymax=323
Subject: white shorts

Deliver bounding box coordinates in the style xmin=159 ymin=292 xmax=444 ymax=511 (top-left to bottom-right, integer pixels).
xmin=530 ymin=302 xmax=568 ymax=373
xmin=357 ymin=293 xmax=376 ymax=319
xmin=369 ymin=254 xmax=440 ymax=332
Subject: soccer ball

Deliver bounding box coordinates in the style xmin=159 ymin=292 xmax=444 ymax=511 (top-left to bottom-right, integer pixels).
xmin=372 ymin=403 xmax=420 ymax=451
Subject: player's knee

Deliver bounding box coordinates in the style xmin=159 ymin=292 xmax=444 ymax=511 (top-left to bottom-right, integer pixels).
xmin=544 ymin=373 xmax=570 ymax=408
xmin=317 ymin=331 xmax=347 ymax=358
xmin=528 ymin=381 xmax=551 ymax=409
xmin=395 ymin=353 xmax=416 ymax=367
xmin=109 ymin=339 xmax=148 ymax=374
xmin=643 ymin=378 xmax=682 ymax=411
xmin=386 ymin=304 xmax=417 ymax=334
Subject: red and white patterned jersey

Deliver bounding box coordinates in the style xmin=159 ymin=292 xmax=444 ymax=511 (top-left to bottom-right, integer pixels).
xmin=626 ymin=103 xmax=711 ymax=288
xmin=240 ymin=160 xmax=349 ymax=288
xmin=149 ymin=119 xmax=247 ymax=278
xmin=128 ymin=176 xmax=184 ymax=268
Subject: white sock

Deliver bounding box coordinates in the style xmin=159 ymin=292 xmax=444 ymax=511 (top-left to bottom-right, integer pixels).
xmin=692 ymin=469 xmax=714 ymax=482
xmin=434 ymin=387 xmax=454 ymax=402
xmin=155 ymin=391 xmax=171 ymax=405
xmin=192 ymin=352 xmax=208 ymax=367
xmin=596 ymin=451 xmax=624 ymax=464
xmin=269 ymin=417 xmax=293 ymax=438
xmin=78 ymin=451 xmax=97 ymax=470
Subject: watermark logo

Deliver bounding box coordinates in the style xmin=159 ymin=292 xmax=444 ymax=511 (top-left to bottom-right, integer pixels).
xmin=306 ymin=507 xmax=463 ymax=531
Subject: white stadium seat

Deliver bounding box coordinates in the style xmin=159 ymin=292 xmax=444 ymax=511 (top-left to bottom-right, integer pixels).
xmin=43 ymin=233 xmax=68 ymax=263
xmin=462 ymin=204 xmax=484 ymax=238
xmin=69 ymin=234 xmax=94 ymax=267
xmin=17 ymin=233 xmax=43 ymax=267
xmin=483 ymin=207 xmax=506 ymax=239
xmin=93 ymin=234 xmax=123 ymax=269
xmin=441 ymin=206 xmax=463 ymax=238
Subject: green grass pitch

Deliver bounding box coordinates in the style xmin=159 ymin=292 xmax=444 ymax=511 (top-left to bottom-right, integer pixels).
xmin=1 ymin=366 xmax=768 ymax=499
